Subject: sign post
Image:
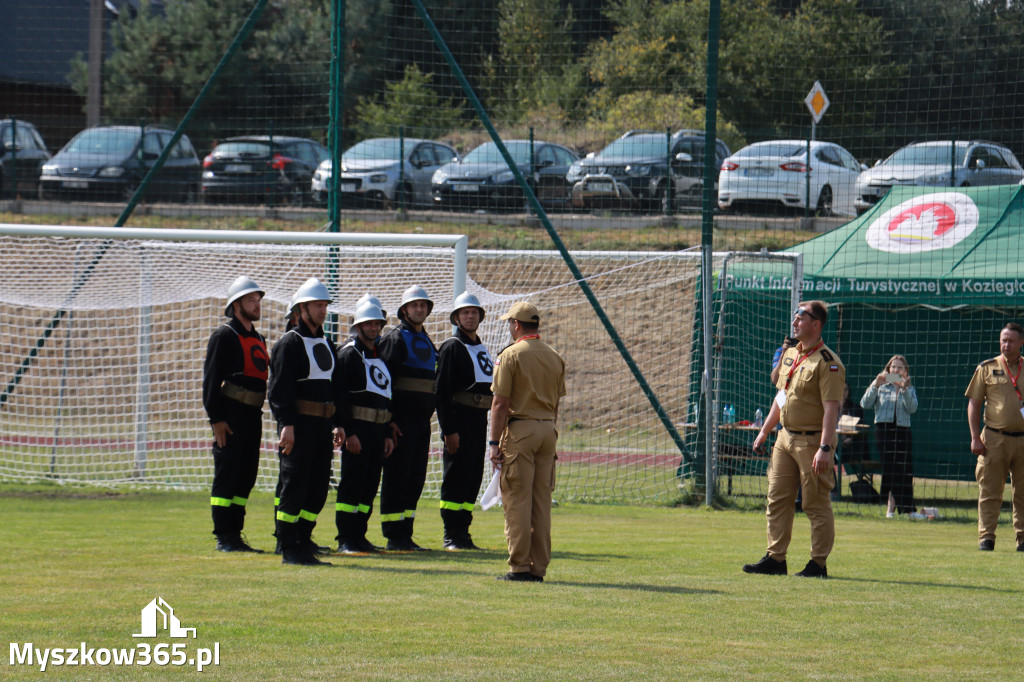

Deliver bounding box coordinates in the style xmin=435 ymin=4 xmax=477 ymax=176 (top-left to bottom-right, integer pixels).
xmin=803 ymin=81 xmax=830 ymax=218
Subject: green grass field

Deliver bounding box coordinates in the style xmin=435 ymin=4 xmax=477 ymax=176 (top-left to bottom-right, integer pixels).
xmin=2 ymin=484 xmax=1020 ymax=680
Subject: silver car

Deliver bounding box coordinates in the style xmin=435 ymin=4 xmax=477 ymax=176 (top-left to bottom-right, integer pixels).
xmin=854 ymin=140 xmax=1024 ymax=215
xmin=310 ymin=137 xmax=458 ymax=208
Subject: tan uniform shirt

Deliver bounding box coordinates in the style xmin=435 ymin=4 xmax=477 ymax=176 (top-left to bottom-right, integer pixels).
xmin=774 ymin=342 xmax=845 ymax=432
xmin=965 ymin=357 xmax=1024 ymax=431
xmin=491 ymin=337 xmax=566 ymax=420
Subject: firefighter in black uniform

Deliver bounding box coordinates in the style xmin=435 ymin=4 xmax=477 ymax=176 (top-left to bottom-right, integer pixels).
xmin=268 ymin=278 xmax=346 ymax=566
xmin=437 ymin=291 xmax=493 ymax=550
xmin=377 ymin=285 xmax=438 ymax=551
xmin=335 ymin=299 xmax=395 ymax=554
xmin=203 ymin=276 xmax=269 ymax=553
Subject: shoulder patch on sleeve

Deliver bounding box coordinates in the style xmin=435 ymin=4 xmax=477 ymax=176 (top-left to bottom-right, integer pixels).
xmin=820 ymin=349 xmax=834 ymax=361
xmin=829 ymin=364 xmax=839 ymax=372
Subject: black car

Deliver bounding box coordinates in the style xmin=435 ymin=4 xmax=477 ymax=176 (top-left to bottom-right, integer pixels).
xmin=201 ymin=136 xmax=329 ymax=206
xmin=38 ymin=125 xmax=200 ymax=203
xmin=431 ymin=140 xmax=579 ymax=211
xmin=1 ymin=119 xmax=51 ymax=200
xmin=567 ymin=129 xmax=731 ymax=212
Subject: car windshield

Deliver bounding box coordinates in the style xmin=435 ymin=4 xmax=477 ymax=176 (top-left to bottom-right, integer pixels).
xmin=343 ymin=139 xmax=402 ymax=162
xmin=598 ymin=135 xmax=668 ymax=158
xmin=65 ymin=128 xmax=140 ymax=156
xmin=215 ymin=141 xmax=271 ymax=156
xmin=462 ymin=142 xmax=532 ymax=166
xmin=734 ymin=143 xmax=806 ymax=158
xmin=885 ymin=143 xmax=967 ymax=166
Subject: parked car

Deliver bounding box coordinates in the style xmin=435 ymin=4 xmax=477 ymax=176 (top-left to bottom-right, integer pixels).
xmin=38 ymin=125 xmax=200 ymax=203
xmin=854 ymin=140 xmax=1024 ymax=215
xmin=1 ymin=119 xmax=51 ymax=199
xmin=310 ymin=137 xmax=458 ymax=208
xmin=432 ymin=140 xmax=578 ymax=211
xmin=717 ymin=140 xmax=864 ymax=216
xmin=201 ymin=136 xmax=329 ymax=205
xmin=567 ymin=129 xmax=730 ymax=212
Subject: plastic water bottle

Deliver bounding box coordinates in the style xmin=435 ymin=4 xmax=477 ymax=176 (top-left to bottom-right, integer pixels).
xmin=754 ymin=408 xmax=763 ymax=428
xmin=728 ymin=404 xmax=736 ymax=423
xmin=723 ymin=404 xmax=735 ymax=423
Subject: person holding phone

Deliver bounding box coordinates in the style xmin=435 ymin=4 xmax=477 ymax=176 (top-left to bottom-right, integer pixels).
xmin=770 ymin=336 xmax=799 ymax=386
xmin=860 ymin=355 xmax=920 ymax=517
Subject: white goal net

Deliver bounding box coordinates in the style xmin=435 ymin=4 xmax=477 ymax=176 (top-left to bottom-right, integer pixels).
xmin=0 ymin=224 xmax=708 ymax=504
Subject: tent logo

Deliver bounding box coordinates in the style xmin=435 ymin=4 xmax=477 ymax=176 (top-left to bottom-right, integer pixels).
xmin=865 ymin=192 xmax=979 ymax=253
xmin=132 ymin=597 xmax=196 ymax=638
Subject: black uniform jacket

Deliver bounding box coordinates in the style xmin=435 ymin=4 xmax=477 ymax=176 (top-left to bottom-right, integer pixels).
xmin=202 ymin=317 xmax=268 ymax=424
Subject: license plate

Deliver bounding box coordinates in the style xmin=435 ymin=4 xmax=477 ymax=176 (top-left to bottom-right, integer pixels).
xmin=340 ymin=183 xmax=357 ymax=193
xmin=225 ymin=164 xmax=251 ymax=173
xmin=63 ymin=181 xmax=89 ymax=189
xmin=743 ymin=168 xmax=772 ymax=178
xmin=586 ymin=181 xmax=615 ymax=193
xmin=452 ymin=184 xmax=479 ymax=192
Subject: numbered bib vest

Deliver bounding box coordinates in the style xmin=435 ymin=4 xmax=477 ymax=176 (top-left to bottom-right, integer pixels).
xmin=457 ymin=337 xmax=494 ymax=386
xmin=344 ymin=339 xmax=392 ymax=399
xmin=288 ymin=329 xmax=334 ymax=381
xmin=226 ymin=324 xmax=269 ymax=381
xmin=400 ymin=328 xmax=437 ymax=373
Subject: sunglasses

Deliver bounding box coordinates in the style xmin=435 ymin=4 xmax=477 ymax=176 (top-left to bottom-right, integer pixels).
xmin=793 ymin=307 xmax=820 ymax=321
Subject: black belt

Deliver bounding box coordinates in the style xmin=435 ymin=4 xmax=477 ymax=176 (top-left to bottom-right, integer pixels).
xmin=985 ymin=426 xmax=1024 ymax=437
xmin=784 ymin=428 xmax=821 ymax=436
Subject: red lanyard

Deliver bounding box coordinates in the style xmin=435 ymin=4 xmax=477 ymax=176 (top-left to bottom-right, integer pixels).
xmin=517 ymin=334 xmax=541 ymax=343
xmin=1001 ymin=356 xmax=1022 ymax=402
xmin=784 ymin=340 xmax=824 ymax=389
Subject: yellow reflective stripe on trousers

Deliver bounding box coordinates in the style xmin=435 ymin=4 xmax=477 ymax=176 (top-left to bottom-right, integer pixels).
xmin=232 ymin=496 xmax=247 ymax=507
xmin=357 ymin=504 xmax=370 ymax=513
xmin=210 ymin=496 xmax=232 ymax=507
xmin=276 ymin=510 xmax=299 ymax=523
xmin=439 ymin=500 xmax=463 ymax=511
xmin=274 ymin=497 xmax=280 ymax=506
xmin=336 ymin=502 xmax=359 ymax=513
xmin=298 ymin=509 xmax=317 ymax=522
xmin=404 ymin=509 xmax=416 ymax=518
xmin=379 ymin=512 xmax=404 ymax=522
xmin=460 ymin=502 xmax=475 ymax=511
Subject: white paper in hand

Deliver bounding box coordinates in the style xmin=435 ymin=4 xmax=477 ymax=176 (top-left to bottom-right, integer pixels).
xmin=480 ymin=469 xmax=502 ymax=510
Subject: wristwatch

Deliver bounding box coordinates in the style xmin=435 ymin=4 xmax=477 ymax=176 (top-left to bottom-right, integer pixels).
xmin=819 ymin=443 xmax=832 ymax=452
xmin=488 ymin=440 xmax=500 ymax=446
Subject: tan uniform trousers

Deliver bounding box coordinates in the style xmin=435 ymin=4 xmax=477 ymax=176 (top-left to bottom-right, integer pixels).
xmin=499 ymin=419 xmax=557 ymax=577
xmin=765 ymin=429 xmax=835 ymax=564
xmin=976 ymin=429 xmax=1024 ymax=544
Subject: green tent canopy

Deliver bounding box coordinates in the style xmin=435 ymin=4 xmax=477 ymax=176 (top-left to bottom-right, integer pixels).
xmin=717 ymin=185 xmax=1024 ymax=489
xmin=726 ymin=185 xmax=1024 ymax=306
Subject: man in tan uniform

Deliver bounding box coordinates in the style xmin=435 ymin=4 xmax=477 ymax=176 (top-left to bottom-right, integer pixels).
xmin=489 ymin=301 xmax=566 ymax=583
xmin=745 ymin=300 xmax=845 ymax=578
xmin=965 ymin=322 xmax=1024 ymax=552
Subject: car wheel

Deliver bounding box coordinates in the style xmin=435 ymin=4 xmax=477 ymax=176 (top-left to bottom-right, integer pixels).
xmin=288 ymin=183 xmax=305 ymax=207
xmin=816 ymin=185 xmax=834 ymax=217
xmin=121 ymin=182 xmax=140 ymax=204
xmin=391 ymin=183 xmax=412 ymax=211
xmin=183 ymin=184 xmax=198 ymax=205
xmin=657 ymin=183 xmax=675 ymax=214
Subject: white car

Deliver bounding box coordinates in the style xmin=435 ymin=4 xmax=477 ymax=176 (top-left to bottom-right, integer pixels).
xmin=310 ymin=137 xmax=458 ymax=208
xmin=717 ymin=140 xmax=864 ymax=217
xmin=853 ymin=140 xmax=1024 ymax=215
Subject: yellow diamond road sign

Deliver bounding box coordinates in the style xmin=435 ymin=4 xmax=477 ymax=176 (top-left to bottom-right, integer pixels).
xmin=805 ymin=81 xmax=829 ymax=124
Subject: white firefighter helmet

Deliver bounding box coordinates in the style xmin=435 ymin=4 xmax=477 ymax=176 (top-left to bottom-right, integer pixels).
xmin=290 ymin=277 xmax=332 ymax=314
xmin=356 ymin=293 xmax=387 ymax=320
xmin=449 ymin=291 xmax=485 ymax=325
xmin=397 ymin=284 xmax=433 ymax=321
xmin=224 ymin=275 xmax=264 ymax=317
xmin=350 ymin=300 xmax=387 ymax=331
